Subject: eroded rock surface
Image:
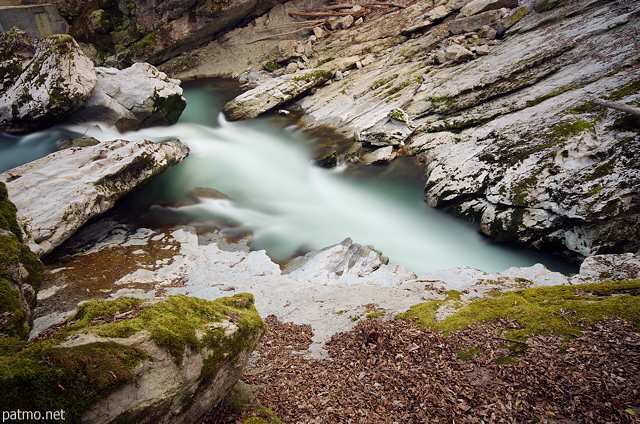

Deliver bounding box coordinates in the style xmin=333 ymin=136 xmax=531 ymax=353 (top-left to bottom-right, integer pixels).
xmin=206 ymin=0 xmax=640 ymax=260
xmin=0 ymin=139 xmax=189 ymax=256
xmin=66 ymin=62 xmax=187 ymax=131
xmin=0 ymin=28 xmax=96 ymax=133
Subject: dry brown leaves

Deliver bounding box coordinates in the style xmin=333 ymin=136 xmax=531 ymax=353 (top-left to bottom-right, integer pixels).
xmin=208 ymin=316 xmax=640 ymax=423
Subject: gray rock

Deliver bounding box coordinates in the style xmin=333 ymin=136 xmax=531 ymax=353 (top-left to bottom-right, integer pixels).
xmin=223 ymin=57 xmax=360 ymax=120
xmin=361 ymin=146 xmax=397 ymax=164
xmin=0 ymin=28 xmax=96 ymax=134
xmin=578 ymin=253 xmax=640 ymax=282
xmin=0 ymin=138 xmax=189 ymax=256
xmin=461 ymin=0 xmax=519 ymax=17
xmin=448 ymin=9 xmax=503 ymax=34
xmin=66 ymin=62 xmax=186 ymax=131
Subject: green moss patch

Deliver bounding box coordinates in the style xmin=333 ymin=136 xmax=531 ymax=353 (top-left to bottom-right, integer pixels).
xmin=399 ymin=281 xmax=640 ymax=341
xmin=0 ymin=293 xmax=264 ymax=421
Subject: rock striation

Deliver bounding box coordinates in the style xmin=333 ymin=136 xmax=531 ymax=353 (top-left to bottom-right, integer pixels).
xmin=0 ymin=138 xmax=189 ymax=256
xmin=0 ymin=27 xmax=96 ymax=134
xmin=206 ymin=0 xmax=640 ymax=260
xmin=66 ymin=62 xmax=187 ymax=131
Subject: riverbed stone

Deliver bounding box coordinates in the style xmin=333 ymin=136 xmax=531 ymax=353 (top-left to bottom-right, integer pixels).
xmin=461 ymin=0 xmax=519 ymax=17
xmin=0 ymin=28 xmax=96 ymax=134
xmin=0 ymin=138 xmax=189 ymax=256
xmin=65 ymin=62 xmax=186 ymax=131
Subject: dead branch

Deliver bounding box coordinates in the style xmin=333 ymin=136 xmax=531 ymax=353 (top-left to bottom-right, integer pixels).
xmin=594 ymin=98 xmax=640 ymax=117
xmin=247 ymin=22 xmax=325 ymax=44
xmin=363 ymin=2 xmax=407 ymax=8
xmin=289 ymin=10 xmax=365 ymax=17
xmin=254 ymin=19 xmax=325 ymax=30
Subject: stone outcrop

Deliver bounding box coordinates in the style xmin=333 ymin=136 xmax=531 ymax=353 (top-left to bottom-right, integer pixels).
xmin=2 ymin=294 xmax=265 ymax=424
xmin=0 ymin=181 xmax=44 ymax=340
xmin=55 ymin=0 xmax=290 ymax=66
xmin=0 ymin=27 xmax=96 ymax=133
xmin=65 ymin=62 xmax=187 ymax=131
xmin=210 ymin=0 xmax=639 ymax=260
xmin=0 ymin=138 xmax=189 ymax=256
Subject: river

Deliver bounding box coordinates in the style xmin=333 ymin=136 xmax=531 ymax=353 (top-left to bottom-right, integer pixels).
xmin=0 ymin=80 xmax=576 ymax=275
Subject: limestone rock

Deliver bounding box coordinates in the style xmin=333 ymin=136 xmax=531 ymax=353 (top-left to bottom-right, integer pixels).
xmin=66 ymin=63 xmax=186 ymax=131
xmin=357 ymin=108 xmax=415 ymax=147
xmin=461 ymin=0 xmax=519 ymax=17
xmin=3 ymin=294 xmax=265 ymax=424
xmin=223 ymin=58 xmax=362 ymax=120
xmin=361 ymin=146 xmax=397 ymax=164
xmin=0 ymin=182 xmax=44 ymax=339
xmin=284 ymin=237 xmax=413 ymax=286
xmin=578 ymin=253 xmax=640 ymax=282
xmin=0 ymin=28 xmax=96 ymax=134
xmin=448 ymin=9 xmax=503 ymax=34
xmin=0 ymin=138 xmax=189 ymax=256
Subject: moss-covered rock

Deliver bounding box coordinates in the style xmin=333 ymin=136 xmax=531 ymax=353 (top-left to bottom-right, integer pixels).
xmin=0 ymin=182 xmax=44 ymax=340
xmin=0 ymin=293 xmax=265 ymax=424
xmin=399 ymin=280 xmax=640 ymax=341
xmin=0 ymin=28 xmax=96 ymax=134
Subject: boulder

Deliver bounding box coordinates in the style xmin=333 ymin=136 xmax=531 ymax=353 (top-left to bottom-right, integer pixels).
xmin=0 ymin=28 xmax=96 ymax=134
xmin=0 ymin=182 xmax=44 ymax=340
xmin=448 ymin=9 xmax=503 ymax=34
xmin=578 ymin=253 xmax=640 ymax=282
xmin=461 ymin=0 xmax=519 ymax=17
xmin=66 ymin=63 xmax=187 ymax=131
xmin=361 ymin=146 xmax=397 ymax=164
xmin=2 ymin=294 xmax=265 ymax=424
xmin=0 ymin=138 xmax=189 ymax=256
xmin=222 ymin=58 xmax=363 ymax=120
xmin=357 ymin=108 xmax=415 ymax=147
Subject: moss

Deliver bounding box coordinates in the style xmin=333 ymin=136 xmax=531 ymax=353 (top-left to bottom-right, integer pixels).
xmin=0 ymin=293 xmax=264 ymax=420
xmin=369 ymin=74 xmax=398 ymax=91
xmin=607 ymin=80 xmax=640 ymax=102
xmin=316 ymin=57 xmax=334 ymax=66
xmin=399 ymin=280 xmax=640 ymax=341
xmin=0 ymin=182 xmax=23 ymax=241
xmin=456 ymin=347 xmax=483 ymax=361
xmin=513 ymin=174 xmax=538 ymax=205
xmin=292 ymin=70 xmax=332 ymax=85
xmin=0 ymin=341 xmax=148 ymax=422
xmin=585 ymin=159 xmax=615 ymax=182
xmin=151 ymin=92 xmax=186 ymax=125
xmin=264 ymin=61 xmax=280 ymax=71
xmin=71 ymin=293 xmax=264 ymax=361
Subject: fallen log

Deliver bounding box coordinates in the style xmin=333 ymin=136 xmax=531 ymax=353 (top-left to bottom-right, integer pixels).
xmin=594 ymin=98 xmax=640 ymax=117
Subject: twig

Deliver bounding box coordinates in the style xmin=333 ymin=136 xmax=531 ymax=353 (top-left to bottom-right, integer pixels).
xmin=363 ymin=2 xmax=407 ymax=8
xmin=247 ymin=23 xmax=325 ymax=44
xmin=254 ymin=19 xmax=325 ymax=30
xmin=594 ymin=98 xmax=640 ymax=117
xmin=289 ymin=11 xmax=365 ymax=17
xmin=493 ymin=337 xmax=528 ymax=345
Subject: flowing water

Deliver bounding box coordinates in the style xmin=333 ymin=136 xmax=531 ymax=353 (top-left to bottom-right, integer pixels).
xmin=0 ymin=80 xmax=577 ymax=275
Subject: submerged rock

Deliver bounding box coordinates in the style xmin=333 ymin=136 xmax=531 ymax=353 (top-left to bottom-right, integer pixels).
xmin=2 ymin=294 xmax=265 ymax=424
xmin=0 ymin=138 xmax=189 ymax=256
xmin=66 ymin=63 xmax=187 ymax=131
xmin=0 ymin=28 xmax=96 ymax=134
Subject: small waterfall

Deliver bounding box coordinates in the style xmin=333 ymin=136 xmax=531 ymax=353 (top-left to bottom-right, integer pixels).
xmin=0 ymin=82 xmax=576 ymax=274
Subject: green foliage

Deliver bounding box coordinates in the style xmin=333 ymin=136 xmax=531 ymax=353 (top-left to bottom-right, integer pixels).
xmin=399 ymin=280 xmax=640 ymax=341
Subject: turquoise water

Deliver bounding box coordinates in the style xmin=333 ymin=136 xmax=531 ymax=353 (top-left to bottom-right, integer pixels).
xmin=0 ymin=81 xmax=577 ymax=275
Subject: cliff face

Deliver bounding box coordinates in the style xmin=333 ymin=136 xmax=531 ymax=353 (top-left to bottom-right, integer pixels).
xmin=54 ymin=0 xmax=289 ymax=65
xmin=171 ymin=0 xmax=639 ymax=261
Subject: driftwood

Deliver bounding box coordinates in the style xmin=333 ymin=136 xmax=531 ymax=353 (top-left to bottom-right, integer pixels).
xmin=594 ymin=98 xmax=640 ymax=117
xmin=289 ymin=10 xmax=367 ymax=18
xmin=247 ymin=22 xmax=325 ymax=44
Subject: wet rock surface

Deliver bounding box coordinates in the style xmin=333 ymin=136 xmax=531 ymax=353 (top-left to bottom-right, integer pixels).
xmin=0 ymin=138 xmax=189 ymax=256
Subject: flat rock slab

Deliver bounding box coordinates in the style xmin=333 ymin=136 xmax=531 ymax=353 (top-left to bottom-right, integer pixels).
xmin=0 ymin=139 xmax=189 ymax=256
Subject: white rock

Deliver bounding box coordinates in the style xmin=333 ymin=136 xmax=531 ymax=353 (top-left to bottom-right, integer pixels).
xmin=67 ymin=62 xmax=186 ymax=131
xmin=0 ymin=138 xmax=189 ymax=256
